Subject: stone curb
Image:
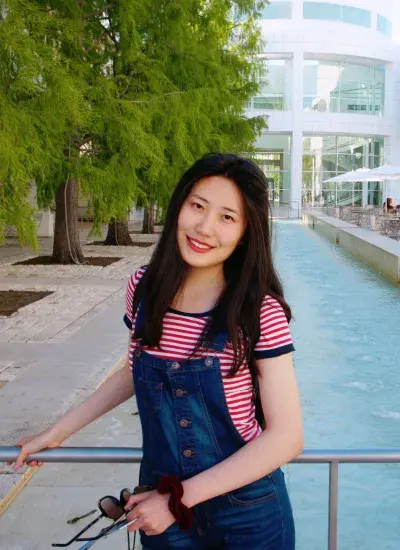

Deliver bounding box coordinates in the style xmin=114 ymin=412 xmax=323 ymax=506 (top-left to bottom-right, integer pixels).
xmin=0 ymin=353 xmax=127 ymax=517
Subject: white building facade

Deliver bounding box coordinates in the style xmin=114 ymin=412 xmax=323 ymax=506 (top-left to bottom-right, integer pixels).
xmin=247 ymin=0 xmax=400 ymax=209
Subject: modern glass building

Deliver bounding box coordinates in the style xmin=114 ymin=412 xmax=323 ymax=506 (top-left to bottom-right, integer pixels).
xmin=246 ymin=0 xmax=400 ymax=209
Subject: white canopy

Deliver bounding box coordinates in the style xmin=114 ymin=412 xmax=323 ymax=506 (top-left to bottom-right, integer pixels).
xmin=323 ymin=168 xmax=381 ymax=183
xmin=323 ymin=166 xmax=400 ymax=183
xmin=365 ymin=165 xmax=400 ymax=180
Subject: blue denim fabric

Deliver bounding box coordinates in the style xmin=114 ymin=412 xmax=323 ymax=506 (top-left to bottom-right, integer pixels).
xmin=132 ymin=302 xmax=295 ymax=549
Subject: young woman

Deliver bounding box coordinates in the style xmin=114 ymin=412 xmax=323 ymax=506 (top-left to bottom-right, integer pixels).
xmin=13 ymin=153 xmax=303 ymax=549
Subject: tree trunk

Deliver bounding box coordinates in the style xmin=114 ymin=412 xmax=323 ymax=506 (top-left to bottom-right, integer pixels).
xmin=52 ymin=178 xmax=85 ymax=264
xmin=104 ymin=218 xmax=134 ymax=245
xmin=142 ymin=203 xmax=155 ymax=234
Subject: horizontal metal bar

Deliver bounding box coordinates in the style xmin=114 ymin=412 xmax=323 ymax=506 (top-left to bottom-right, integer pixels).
xmin=0 ymin=447 xmax=143 ymax=464
xmin=291 ymin=449 xmax=400 ymax=463
xmin=1 ymin=447 xmax=400 ymax=464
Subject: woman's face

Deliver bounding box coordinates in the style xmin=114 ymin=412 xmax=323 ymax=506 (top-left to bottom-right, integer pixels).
xmin=177 ymin=176 xmax=247 ymax=270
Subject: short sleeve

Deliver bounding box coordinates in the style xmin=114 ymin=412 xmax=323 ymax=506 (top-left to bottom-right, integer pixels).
xmin=254 ymin=296 xmax=295 ymax=359
xmin=124 ymin=266 xmax=147 ymax=331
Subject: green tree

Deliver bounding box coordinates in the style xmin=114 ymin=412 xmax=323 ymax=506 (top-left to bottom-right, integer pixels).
xmin=1 ymin=0 xmax=266 ymax=260
xmin=0 ymin=0 xmax=88 ymax=254
xmin=122 ymin=0 xmax=267 ymax=234
xmin=73 ymin=0 xmax=267 ymax=240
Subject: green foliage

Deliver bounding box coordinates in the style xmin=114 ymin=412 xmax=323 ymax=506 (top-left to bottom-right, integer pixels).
xmin=0 ymin=0 xmax=88 ymax=247
xmin=0 ymin=0 xmax=267 ymax=244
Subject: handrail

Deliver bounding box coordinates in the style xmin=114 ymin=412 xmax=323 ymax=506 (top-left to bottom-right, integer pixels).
xmin=2 ymin=447 xmax=400 ymax=463
xmin=271 ymin=200 xmax=301 ymax=219
xmin=1 ymin=447 xmax=400 ymax=550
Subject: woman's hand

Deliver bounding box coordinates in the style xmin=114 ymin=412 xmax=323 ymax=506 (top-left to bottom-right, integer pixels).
xmin=10 ymin=429 xmax=64 ymax=471
xmin=125 ymin=490 xmax=176 ymax=536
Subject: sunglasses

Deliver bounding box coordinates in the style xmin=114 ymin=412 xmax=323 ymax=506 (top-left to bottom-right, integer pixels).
xmin=52 ymin=486 xmax=150 ymax=548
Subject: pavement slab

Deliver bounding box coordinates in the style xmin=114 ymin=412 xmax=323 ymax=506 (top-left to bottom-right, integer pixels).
xmin=0 ymin=229 xmax=157 ymax=548
xmin=0 ymin=402 xmax=143 ymax=550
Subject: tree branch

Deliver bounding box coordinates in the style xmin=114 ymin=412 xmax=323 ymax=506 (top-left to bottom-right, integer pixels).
xmin=83 ymin=3 xmax=117 ymax=19
xmin=81 ymin=148 xmax=112 ymax=155
xmin=74 ymin=135 xmax=94 ymax=148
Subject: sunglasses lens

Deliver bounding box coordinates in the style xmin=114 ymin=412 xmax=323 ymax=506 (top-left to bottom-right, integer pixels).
xmin=121 ymin=489 xmax=132 ymax=505
xmin=100 ymin=496 xmax=123 ymax=520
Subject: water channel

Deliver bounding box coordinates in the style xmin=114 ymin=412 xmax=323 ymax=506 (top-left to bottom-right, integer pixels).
xmin=274 ymin=221 xmax=400 ymax=550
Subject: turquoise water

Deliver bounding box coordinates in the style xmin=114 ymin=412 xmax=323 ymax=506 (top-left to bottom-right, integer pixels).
xmin=273 ymin=221 xmax=400 ymax=550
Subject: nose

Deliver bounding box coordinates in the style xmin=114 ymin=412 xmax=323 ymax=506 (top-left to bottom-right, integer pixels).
xmin=196 ymin=211 xmax=214 ymax=237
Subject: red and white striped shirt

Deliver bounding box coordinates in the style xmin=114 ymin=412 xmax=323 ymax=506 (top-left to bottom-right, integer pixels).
xmin=124 ymin=267 xmax=294 ymax=442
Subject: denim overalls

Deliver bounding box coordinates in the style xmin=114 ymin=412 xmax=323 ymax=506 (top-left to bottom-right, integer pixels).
xmin=131 ymin=300 xmax=295 ymax=550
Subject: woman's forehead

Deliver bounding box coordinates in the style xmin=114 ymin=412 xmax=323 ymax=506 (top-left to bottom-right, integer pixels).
xmin=190 ymin=176 xmax=245 ymax=211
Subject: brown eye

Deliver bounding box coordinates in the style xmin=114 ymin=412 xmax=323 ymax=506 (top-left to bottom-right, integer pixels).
xmin=192 ymin=202 xmax=203 ymax=210
xmin=222 ymin=214 xmax=234 ymax=222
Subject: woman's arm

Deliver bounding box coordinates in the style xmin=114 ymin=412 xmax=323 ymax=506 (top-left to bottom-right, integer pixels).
xmin=13 ymin=333 xmax=135 ymax=470
xmin=50 ymin=353 xmax=134 ymax=442
xmin=182 ymin=352 xmax=303 ymax=507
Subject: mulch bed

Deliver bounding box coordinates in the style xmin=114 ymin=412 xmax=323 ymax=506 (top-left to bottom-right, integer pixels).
xmin=130 ymin=229 xmax=163 ymax=234
xmin=0 ymin=290 xmax=53 ymax=317
xmin=14 ymin=256 xmax=121 ymax=267
xmin=90 ymin=241 xmax=154 ymax=248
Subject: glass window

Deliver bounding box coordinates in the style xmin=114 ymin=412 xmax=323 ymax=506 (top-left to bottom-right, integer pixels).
xmin=260 ymin=1 xmax=292 ymax=19
xmin=368 ymin=182 xmax=383 ymax=206
xmin=303 ymin=3 xmax=371 ymax=28
xmin=302 ymin=136 xmax=384 ymax=206
xmin=303 ymin=60 xmax=385 ymax=116
xmin=247 ymin=60 xmax=289 ymax=111
xmin=303 ymin=2 xmax=341 ymax=21
xmin=342 ymin=6 xmax=371 ymax=28
xmin=377 ymin=15 xmax=392 ymax=37
xmin=254 ymin=135 xmax=291 ymax=205
xmin=372 ymin=67 xmax=385 ymax=114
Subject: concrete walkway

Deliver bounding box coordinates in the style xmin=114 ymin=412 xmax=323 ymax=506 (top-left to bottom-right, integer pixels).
xmin=0 ymin=227 xmax=156 ymax=548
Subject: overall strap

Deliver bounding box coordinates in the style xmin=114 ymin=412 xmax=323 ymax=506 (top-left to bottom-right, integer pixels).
xmin=202 ymin=330 xmax=229 ymax=353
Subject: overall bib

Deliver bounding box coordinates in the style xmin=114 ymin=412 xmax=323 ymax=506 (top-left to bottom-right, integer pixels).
xmin=132 ymin=301 xmax=295 ymax=549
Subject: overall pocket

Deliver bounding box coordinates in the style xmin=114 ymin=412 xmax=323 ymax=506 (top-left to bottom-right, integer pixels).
xmin=137 ymin=378 xmax=163 ymax=414
xmin=228 ymin=473 xmax=276 ymax=506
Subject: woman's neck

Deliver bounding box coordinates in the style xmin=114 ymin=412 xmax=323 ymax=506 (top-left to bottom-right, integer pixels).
xmin=183 ymin=264 xmax=225 ymax=291
xmin=171 ymin=264 xmax=225 ymax=314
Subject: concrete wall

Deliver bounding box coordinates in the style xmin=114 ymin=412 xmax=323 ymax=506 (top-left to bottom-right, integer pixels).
xmin=302 ymin=210 xmax=400 ymax=283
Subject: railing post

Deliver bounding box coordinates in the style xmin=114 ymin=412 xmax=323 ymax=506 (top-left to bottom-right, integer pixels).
xmin=328 ymin=461 xmax=339 ymax=550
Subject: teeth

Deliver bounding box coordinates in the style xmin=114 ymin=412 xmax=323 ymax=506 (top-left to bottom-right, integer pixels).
xmin=189 ymin=238 xmax=210 ymax=250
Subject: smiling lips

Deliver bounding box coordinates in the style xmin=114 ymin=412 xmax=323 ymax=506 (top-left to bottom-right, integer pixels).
xmin=186 ymin=236 xmax=214 ymax=254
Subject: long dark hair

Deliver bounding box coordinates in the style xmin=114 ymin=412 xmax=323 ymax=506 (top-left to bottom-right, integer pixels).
xmin=133 ymin=153 xmax=291 ymax=379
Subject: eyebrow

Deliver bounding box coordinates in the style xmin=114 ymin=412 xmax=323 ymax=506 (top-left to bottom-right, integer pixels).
xmin=191 ymin=194 xmax=240 ymax=216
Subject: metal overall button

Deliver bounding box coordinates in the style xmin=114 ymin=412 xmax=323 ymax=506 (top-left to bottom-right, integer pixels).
xmin=175 ymin=389 xmax=186 ymax=397
xmin=135 ymin=347 xmax=142 ymax=357
xmin=204 ymin=357 xmax=213 ymax=367
xmin=179 ymin=419 xmax=191 ymax=428
xmin=171 ymin=361 xmax=181 ymax=370
xmin=183 ymin=449 xmax=195 ymax=458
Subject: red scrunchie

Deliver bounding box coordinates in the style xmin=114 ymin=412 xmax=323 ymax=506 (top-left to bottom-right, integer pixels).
xmin=156 ymin=474 xmax=194 ymax=530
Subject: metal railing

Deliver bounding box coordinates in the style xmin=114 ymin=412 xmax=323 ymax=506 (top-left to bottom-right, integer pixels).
xmin=270 ymin=201 xmax=301 ymax=219
xmin=1 ymin=447 xmax=400 ymax=550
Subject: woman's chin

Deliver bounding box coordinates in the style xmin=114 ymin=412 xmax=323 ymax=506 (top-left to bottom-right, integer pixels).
xmin=180 ymin=248 xmax=219 ymax=269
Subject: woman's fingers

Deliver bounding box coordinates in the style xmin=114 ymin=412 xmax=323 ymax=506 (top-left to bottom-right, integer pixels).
xmin=14 ymin=447 xmax=30 ymax=471
xmin=11 ymin=436 xmax=37 ymax=470
xmin=143 ymin=528 xmax=158 ymax=536
xmin=14 ymin=441 xmax=38 ymax=470
xmin=127 ymin=515 xmax=144 ymax=532
xmin=11 ymin=430 xmax=62 ymax=470
xmin=125 ymin=491 xmax=151 ymax=510
xmin=27 ymin=460 xmax=43 ymax=468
